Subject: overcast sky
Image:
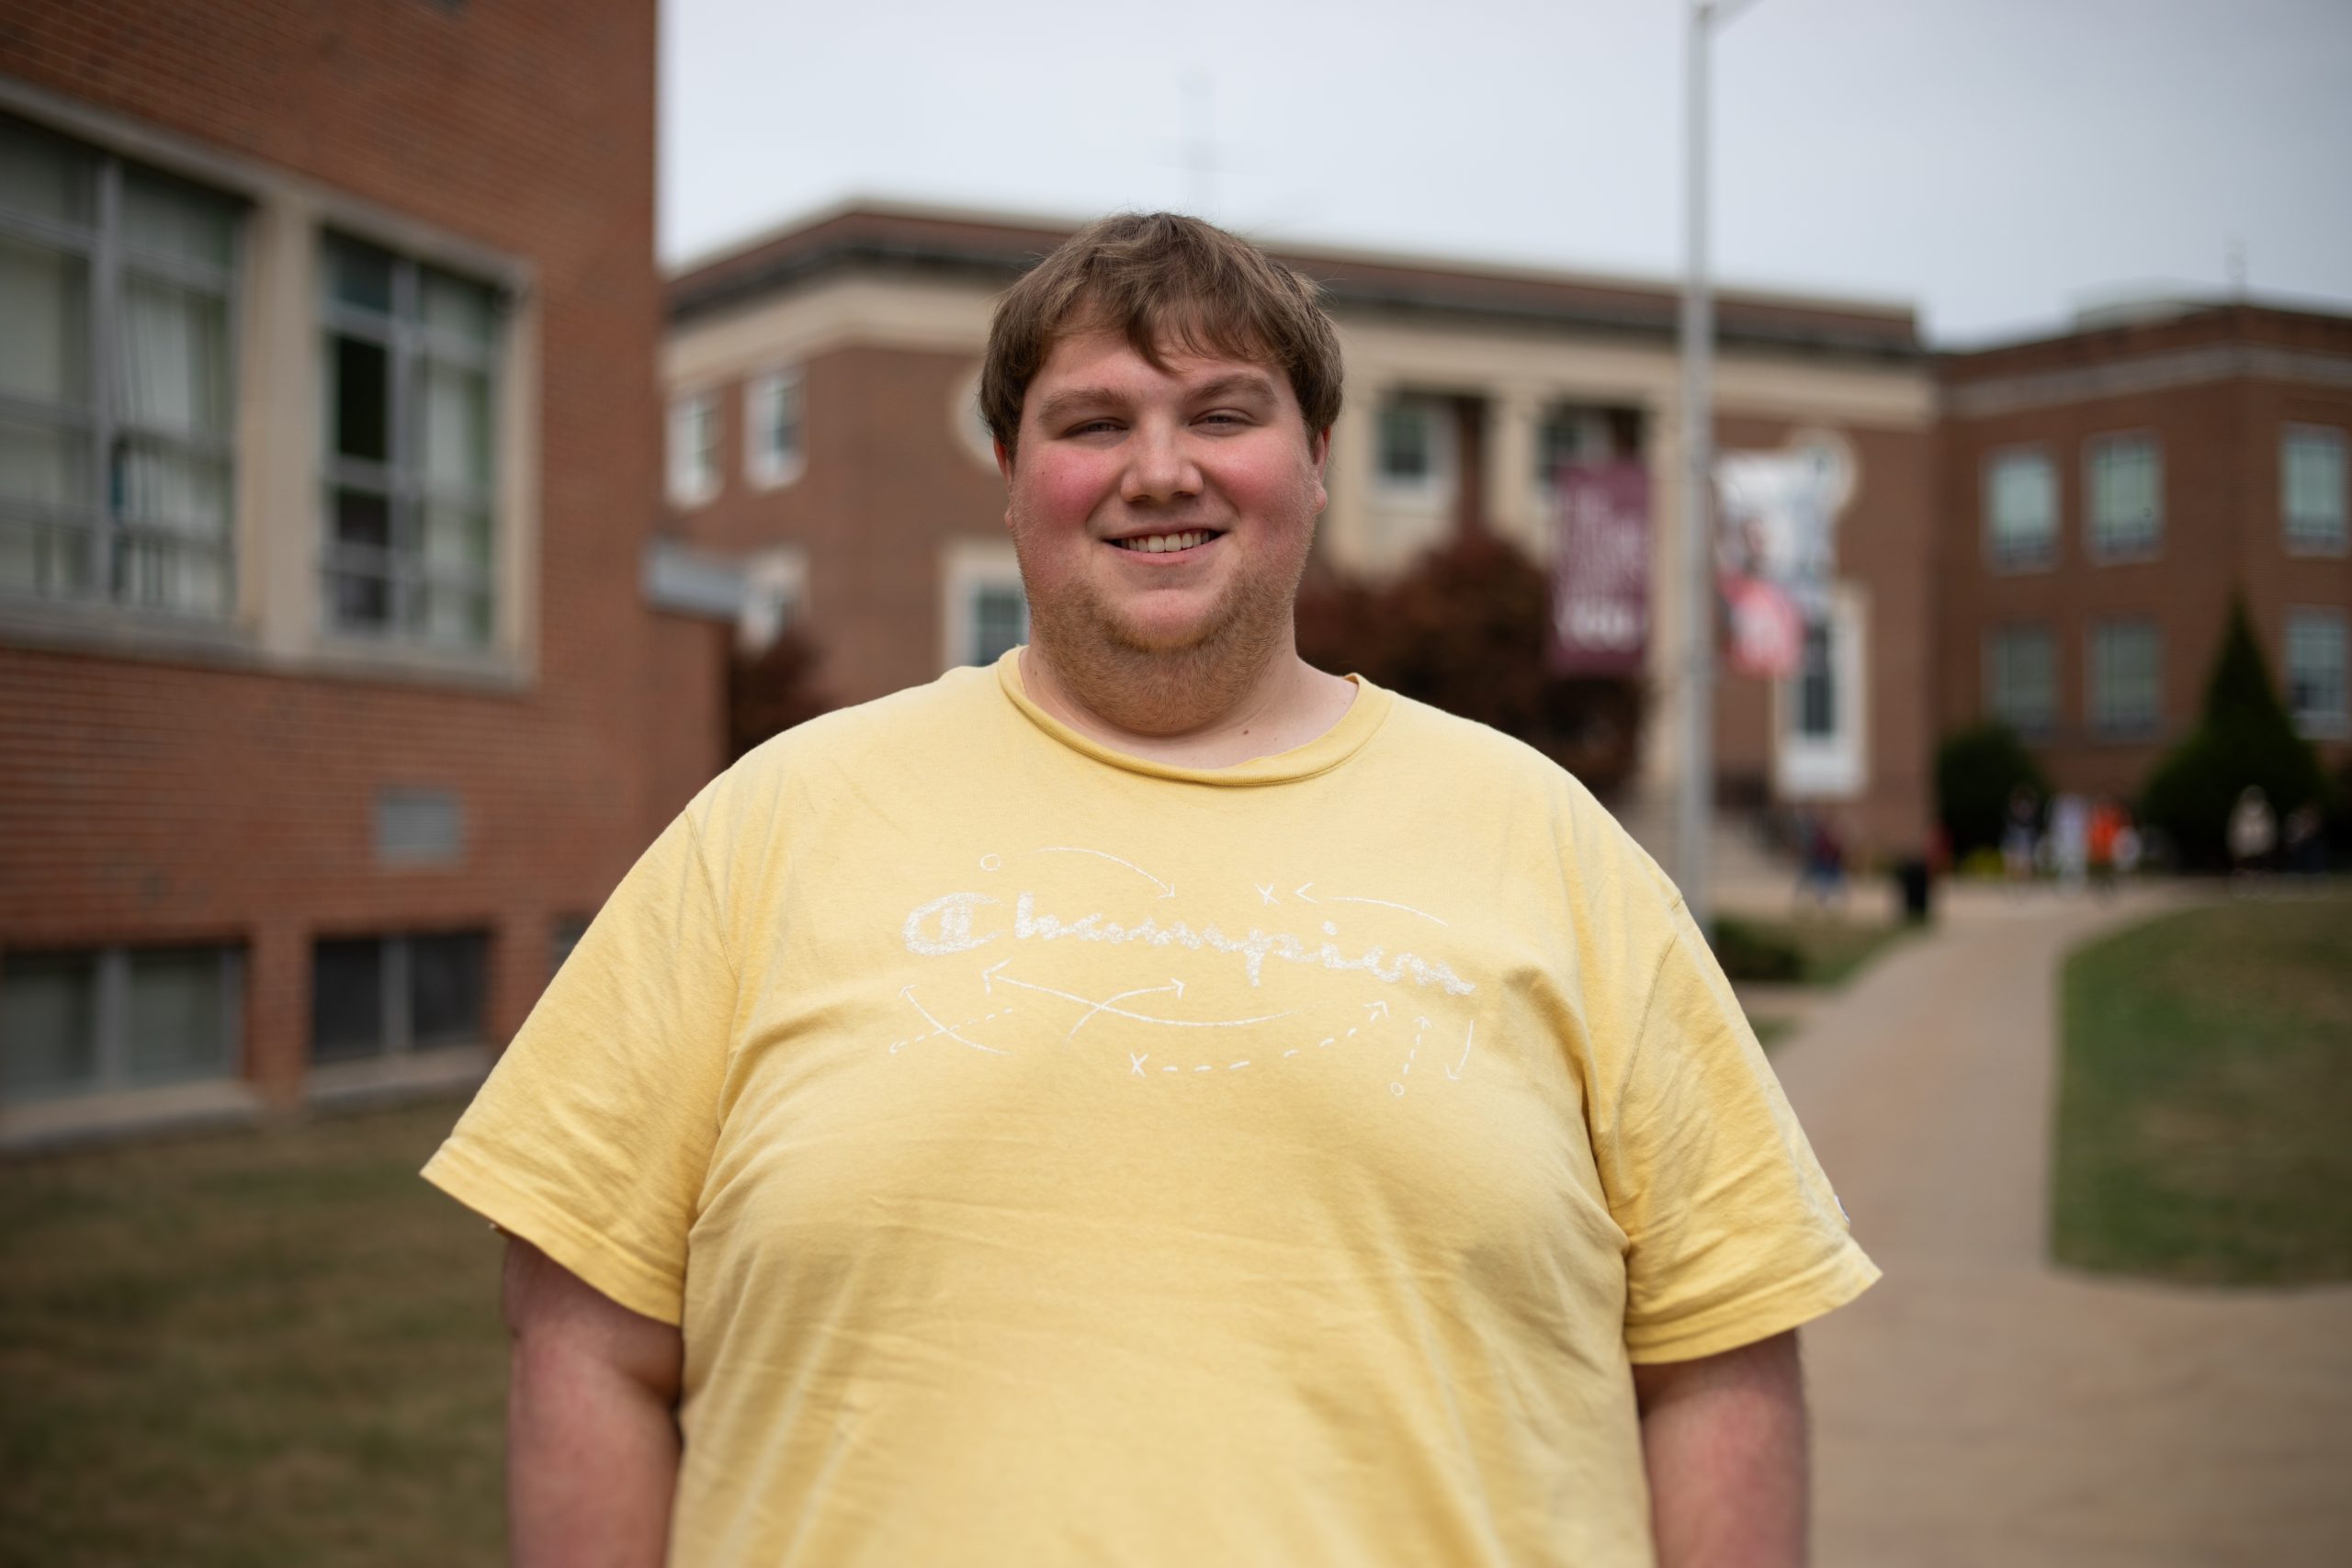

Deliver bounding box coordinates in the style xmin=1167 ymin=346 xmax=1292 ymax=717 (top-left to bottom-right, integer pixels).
xmin=661 ymin=0 xmax=2352 ymax=346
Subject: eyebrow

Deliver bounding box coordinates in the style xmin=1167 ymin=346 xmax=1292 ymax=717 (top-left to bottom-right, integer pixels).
xmin=1035 ymin=371 xmax=1281 ymax=428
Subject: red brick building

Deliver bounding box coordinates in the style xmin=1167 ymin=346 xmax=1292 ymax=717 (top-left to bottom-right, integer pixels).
xmin=661 ymin=202 xmax=1940 ymax=866
xmin=1937 ymin=301 xmax=2352 ymax=800
xmin=0 ymin=3 xmax=729 ymax=1145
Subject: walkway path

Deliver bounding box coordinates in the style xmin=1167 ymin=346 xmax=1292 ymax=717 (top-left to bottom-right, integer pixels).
xmin=1770 ymin=885 xmax=2352 ymax=1566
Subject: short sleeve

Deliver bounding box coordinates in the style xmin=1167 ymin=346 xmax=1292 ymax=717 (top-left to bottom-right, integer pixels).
xmin=421 ymin=796 xmax=738 ymax=1325
xmin=1589 ymin=902 xmax=1879 ymax=1363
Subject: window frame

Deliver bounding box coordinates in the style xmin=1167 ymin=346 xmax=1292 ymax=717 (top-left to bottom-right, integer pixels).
xmin=2084 ymin=431 xmax=2164 ymax=563
xmin=668 ymin=389 xmax=720 ymax=508
xmin=0 ymin=118 xmax=246 ymax=618
xmin=940 ymin=539 xmax=1027 ymax=670
xmin=1981 ymin=445 xmax=2059 ymax=573
xmin=2281 ymin=423 xmax=2347 ymax=557
xmin=1773 ymin=586 xmax=1868 ymax=800
xmin=309 ymin=929 xmax=491 ymax=1064
xmin=317 ymin=231 xmax=503 ymax=650
xmin=1373 ymin=392 xmax=1454 ymax=503
xmin=2086 ymin=618 xmax=2164 ymax=740
xmin=0 ymin=942 xmax=243 ymax=1103
xmin=2285 ymin=605 xmax=2348 ymax=739
xmin=743 ymin=367 xmax=805 ymax=490
xmin=1984 ymin=621 xmax=2057 ymax=737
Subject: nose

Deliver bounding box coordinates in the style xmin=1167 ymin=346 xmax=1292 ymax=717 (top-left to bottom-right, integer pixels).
xmin=1120 ymin=416 xmax=1201 ymax=505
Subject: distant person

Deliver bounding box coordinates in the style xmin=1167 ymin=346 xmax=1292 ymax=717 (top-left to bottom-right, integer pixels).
xmin=2001 ymin=785 xmax=2040 ymax=888
xmin=2282 ymin=802 xmax=2326 ymax=878
xmin=2229 ymin=784 xmax=2277 ymax=889
xmin=423 ymin=213 xmax=1873 ymax=1567
xmin=2087 ymin=796 xmax=2123 ymax=895
xmin=2049 ymin=793 xmax=2090 ymax=894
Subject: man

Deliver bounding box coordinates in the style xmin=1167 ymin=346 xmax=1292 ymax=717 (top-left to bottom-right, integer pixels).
xmin=425 ymin=212 xmax=1876 ymax=1567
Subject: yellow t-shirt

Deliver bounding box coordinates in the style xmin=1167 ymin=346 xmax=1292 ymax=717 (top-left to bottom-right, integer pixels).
xmin=424 ymin=652 xmax=1876 ymax=1567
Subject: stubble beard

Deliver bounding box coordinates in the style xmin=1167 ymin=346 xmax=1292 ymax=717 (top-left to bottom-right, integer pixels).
xmin=1012 ymin=527 xmax=1312 ymax=739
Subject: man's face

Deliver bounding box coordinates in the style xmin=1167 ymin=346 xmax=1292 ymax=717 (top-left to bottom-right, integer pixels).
xmin=999 ymin=325 xmax=1329 ymax=666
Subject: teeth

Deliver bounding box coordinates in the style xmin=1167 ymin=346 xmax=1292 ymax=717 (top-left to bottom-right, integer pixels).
xmin=1118 ymin=531 xmax=1209 ymax=553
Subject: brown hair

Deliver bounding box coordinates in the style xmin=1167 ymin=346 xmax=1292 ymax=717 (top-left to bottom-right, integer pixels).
xmin=979 ymin=212 xmax=1343 ymax=461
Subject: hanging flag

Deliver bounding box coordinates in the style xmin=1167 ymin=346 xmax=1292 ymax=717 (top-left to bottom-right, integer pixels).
xmin=1549 ymin=460 xmax=1650 ymax=676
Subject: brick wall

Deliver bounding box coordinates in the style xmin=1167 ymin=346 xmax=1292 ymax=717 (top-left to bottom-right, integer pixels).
xmin=673 ymin=343 xmax=1012 ymax=705
xmin=1937 ymin=314 xmax=2352 ymax=806
xmin=0 ymin=1 xmax=708 ymax=1107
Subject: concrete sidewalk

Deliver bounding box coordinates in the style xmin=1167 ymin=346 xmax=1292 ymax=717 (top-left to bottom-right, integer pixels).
xmin=1770 ymin=885 xmax=2352 ymax=1566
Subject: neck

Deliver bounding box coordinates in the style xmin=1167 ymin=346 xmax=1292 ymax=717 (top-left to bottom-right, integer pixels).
xmin=1019 ymin=626 xmax=1352 ymax=769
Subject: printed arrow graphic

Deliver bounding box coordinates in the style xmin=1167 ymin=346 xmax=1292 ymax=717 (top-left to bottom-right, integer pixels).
xmin=1035 ymin=846 xmax=1175 ymax=897
xmin=1445 ymin=1021 xmax=1476 ymax=1080
xmin=1364 ymin=999 xmax=1390 ymax=1021
xmin=980 ymin=960 xmax=1284 ymax=1031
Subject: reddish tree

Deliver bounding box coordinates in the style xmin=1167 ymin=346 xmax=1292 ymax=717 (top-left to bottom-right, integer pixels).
xmin=1295 ymin=535 xmax=1645 ymax=798
xmin=728 ymin=628 xmax=836 ymax=762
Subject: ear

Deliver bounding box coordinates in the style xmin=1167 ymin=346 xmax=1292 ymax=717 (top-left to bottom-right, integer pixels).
xmin=994 ymin=437 xmax=1014 ymax=484
xmin=1308 ymin=426 xmax=1331 ymax=512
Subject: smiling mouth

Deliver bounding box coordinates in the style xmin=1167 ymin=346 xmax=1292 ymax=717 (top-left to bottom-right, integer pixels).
xmin=1109 ymin=529 xmax=1221 ymax=554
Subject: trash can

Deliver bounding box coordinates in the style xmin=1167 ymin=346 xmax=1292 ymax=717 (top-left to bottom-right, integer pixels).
xmin=1894 ymin=857 xmax=1933 ymax=923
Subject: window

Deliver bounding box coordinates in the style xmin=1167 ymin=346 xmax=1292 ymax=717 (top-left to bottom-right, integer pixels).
xmin=320 ymin=232 xmax=501 ymax=647
xmin=2283 ymin=425 xmax=2346 ymax=554
xmin=2086 ymin=433 xmax=2162 ymax=559
xmin=311 ymin=930 xmax=488 ymax=1062
xmin=1535 ymin=406 xmax=1610 ymax=492
xmin=1 ymin=944 xmax=242 ymax=1100
xmin=2088 ymin=620 xmax=2162 ymax=738
xmin=668 ymin=390 xmax=718 ymax=507
xmin=2287 ymin=608 xmax=2347 ymax=738
xmin=941 ymin=540 xmax=1026 ymax=669
xmin=970 ymin=583 xmax=1028 ymax=666
xmin=0 ymin=117 xmax=242 ymax=615
xmin=1985 ymin=624 xmax=2056 ymax=734
xmin=1374 ymin=395 xmax=1451 ymax=496
xmin=1795 ymin=621 xmax=1835 ymax=739
xmin=745 ymin=368 xmax=804 ymax=488
xmin=1984 ymin=447 xmax=2057 ymax=570
xmin=1776 ymin=589 xmax=1867 ymax=800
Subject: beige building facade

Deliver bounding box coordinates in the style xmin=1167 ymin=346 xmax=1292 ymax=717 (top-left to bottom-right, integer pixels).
xmin=662 ymin=203 xmax=1939 ymax=862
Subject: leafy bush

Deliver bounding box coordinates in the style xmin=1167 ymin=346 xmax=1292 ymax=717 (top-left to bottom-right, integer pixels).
xmin=2139 ymin=599 xmax=2331 ymax=870
xmin=1295 ymin=535 xmax=1645 ymax=795
xmin=729 ymin=626 xmax=835 ymax=761
xmin=1935 ymin=721 xmax=2048 ymax=857
xmin=1711 ymin=916 xmax=1804 ymax=983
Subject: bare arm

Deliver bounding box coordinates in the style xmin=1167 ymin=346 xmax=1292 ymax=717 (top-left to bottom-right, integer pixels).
xmin=1632 ymin=1329 xmax=1808 ymax=1568
xmin=503 ymin=1237 xmax=685 ymax=1568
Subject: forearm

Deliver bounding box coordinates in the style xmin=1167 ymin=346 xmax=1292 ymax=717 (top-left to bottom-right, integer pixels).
xmin=509 ymin=1335 xmax=683 ymax=1566
xmin=503 ymin=1239 xmax=685 ymax=1568
xmin=1634 ymin=1330 xmax=1808 ymax=1568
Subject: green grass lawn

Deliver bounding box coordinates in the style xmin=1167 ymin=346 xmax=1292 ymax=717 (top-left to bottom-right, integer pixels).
xmin=2052 ymin=895 xmax=2352 ymax=1286
xmin=0 ymin=1099 xmax=505 ymax=1568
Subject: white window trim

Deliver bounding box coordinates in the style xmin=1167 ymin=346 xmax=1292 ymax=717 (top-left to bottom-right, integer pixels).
xmin=2285 ymin=605 xmax=2348 ymax=739
xmin=2084 ymin=430 xmax=2164 ymax=564
xmin=940 ymin=539 xmax=1025 ymax=671
xmin=952 ymin=364 xmax=999 ymax=472
xmin=668 ymin=389 xmax=720 ymax=509
xmin=1774 ymin=583 xmax=1868 ymax=801
xmin=2282 ymin=423 xmax=2348 ymax=558
xmin=1982 ymin=445 xmax=2059 ymax=573
xmin=737 ymin=545 xmax=808 ymax=656
xmin=0 ymin=78 xmax=541 ymax=689
xmin=743 ymin=367 xmax=806 ymax=491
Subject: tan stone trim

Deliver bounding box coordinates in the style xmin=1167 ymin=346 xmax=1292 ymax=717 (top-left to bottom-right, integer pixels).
xmin=1946 ymin=344 xmax=2352 ymax=418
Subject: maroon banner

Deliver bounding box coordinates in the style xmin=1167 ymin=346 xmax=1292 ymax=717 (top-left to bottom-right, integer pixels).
xmin=1549 ymin=460 xmax=1650 ymax=676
